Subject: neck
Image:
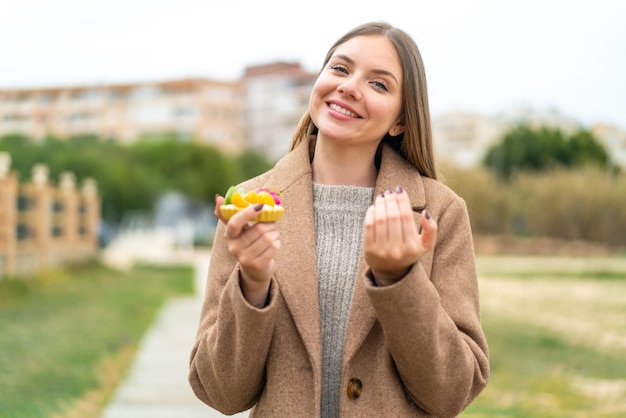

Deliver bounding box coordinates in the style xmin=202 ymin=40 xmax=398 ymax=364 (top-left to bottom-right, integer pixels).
xmin=311 ymin=136 xmax=378 ymax=187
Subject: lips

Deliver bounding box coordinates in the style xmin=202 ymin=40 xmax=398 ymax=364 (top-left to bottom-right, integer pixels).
xmin=328 ymin=102 xmax=361 ymax=118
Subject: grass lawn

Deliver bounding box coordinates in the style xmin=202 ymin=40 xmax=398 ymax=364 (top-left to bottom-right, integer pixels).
xmin=0 ymin=261 xmax=194 ymax=418
xmin=2 ymin=254 xmax=625 ymax=417
xmin=463 ymin=256 xmax=626 ymax=417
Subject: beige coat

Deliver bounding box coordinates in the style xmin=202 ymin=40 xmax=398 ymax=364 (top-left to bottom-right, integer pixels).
xmin=189 ymin=137 xmax=489 ymax=417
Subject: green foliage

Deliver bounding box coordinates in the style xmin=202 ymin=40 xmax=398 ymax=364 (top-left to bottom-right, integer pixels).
xmin=568 ymin=129 xmax=610 ymax=167
xmin=234 ymin=148 xmax=275 ymax=181
xmin=131 ymin=137 xmax=239 ymax=202
xmin=483 ymin=124 xmax=611 ymax=179
xmin=0 ymin=134 xmax=273 ymax=224
xmin=0 ymin=262 xmax=194 ymax=418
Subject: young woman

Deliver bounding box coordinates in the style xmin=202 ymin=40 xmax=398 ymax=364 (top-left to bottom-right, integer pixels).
xmin=189 ymin=21 xmax=489 ymax=417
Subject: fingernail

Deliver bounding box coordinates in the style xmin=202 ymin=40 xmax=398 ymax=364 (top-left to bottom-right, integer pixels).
xmin=378 ymin=192 xmax=386 ymax=199
xmin=424 ymin=209 xmax=431 ymax=220
xmin=254 ymin=203 xmax=264 ymax=211
xmin=395 ymin=186 xmax=403 ymax=193
xmin=215 ymin=194 xmax=220 ymax=199
xmin=384 ymin=189 xmax=392 ymax=195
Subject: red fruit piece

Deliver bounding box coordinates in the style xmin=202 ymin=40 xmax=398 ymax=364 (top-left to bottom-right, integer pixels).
xmin=256 ymin=187 xmax=281 ymax=205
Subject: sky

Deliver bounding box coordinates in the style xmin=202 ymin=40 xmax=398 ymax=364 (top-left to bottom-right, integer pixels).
xmin=1 ymin=0 xmax=625 ymax=129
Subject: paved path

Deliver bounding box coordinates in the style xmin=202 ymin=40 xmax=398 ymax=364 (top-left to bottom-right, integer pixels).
xmin=101 ymin=252 xmax=247 ymax=418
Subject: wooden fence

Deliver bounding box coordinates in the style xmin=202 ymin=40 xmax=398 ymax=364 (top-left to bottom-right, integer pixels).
xmin=0 ymin=152 xmax=100 ymax=278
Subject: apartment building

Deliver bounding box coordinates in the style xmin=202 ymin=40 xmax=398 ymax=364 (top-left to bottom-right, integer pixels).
xmin=0 ymin=62 xmax=316 ymax=160
xmin=241 ymin=62 xmax=316 ymax=160
xmin=2 ymin=65 xmax=625 ymax=168
xmin=0 ymin=78 xmax=245 ymax=153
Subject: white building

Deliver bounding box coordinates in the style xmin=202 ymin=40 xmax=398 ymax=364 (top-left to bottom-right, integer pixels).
xmin=0 ymin=78 xmax=245 ymax=154
xmin=2 ymin=66 xmax=624 ymax=169
xmin=432 ymin=106 xmax=626 ymax=169
xmin=591 ymin=124 xmax=626 ymax=169
xmin=241 ymin=62 xmax=316 ymax=161
xmin=432 ymin=111 xmax=503 ymax=168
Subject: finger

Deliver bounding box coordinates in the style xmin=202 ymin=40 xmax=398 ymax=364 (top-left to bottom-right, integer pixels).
xmin=227 ymin=222 xmax=275 ymax=259
xmin=395 ymin=189 xmax=419 ymax=242
xmin=364 ymin=204 xmax=376 ymax=245
xmin=214 ymin=195 xmax=226 ymax=222
xmin=373 ymin=193 xmax=388 ymax=243
xmin=384 ymin=191 xmax=403 ymax=243
xmin=225 ymin=204 xmax=264 ymax=239
xmin=246 ymin=226 xmax=281 ymax=260
xmin=420 ymin=209 xmax=438 ymax=251
xmin=237 ymin=226 xmax=281 ymax=277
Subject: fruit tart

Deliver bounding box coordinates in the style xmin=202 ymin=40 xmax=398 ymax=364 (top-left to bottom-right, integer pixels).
xmin=220 ymin=186 xmax=284 ymax=222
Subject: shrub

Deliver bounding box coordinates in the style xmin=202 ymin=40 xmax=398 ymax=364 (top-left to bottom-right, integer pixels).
xmin=442 ymin=164 xmax=626 ymax=247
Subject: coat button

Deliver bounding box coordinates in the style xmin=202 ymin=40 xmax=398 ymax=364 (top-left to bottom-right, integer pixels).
xmin=347 ymin=378 xmax=363 ymax=400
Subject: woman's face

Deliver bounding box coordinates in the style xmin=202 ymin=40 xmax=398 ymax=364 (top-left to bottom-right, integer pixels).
xmin=309 ymin=34 xmax=405 ymax=149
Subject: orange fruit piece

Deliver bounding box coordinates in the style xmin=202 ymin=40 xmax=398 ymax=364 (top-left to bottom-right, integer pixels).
xmin=231 ymin=192 xmax=249 ymax=208
xmin=257 ymin=190 xmax=275 ymax=207
xmin=245 ymin=190 xmax=261 ymax=204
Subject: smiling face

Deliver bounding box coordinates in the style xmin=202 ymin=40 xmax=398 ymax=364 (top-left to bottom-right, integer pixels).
xmin=309 ymin=34 xmax=405 ymax=150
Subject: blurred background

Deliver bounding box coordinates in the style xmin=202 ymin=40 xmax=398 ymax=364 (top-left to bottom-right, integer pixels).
xmin=1 ymin=0 xmax=625 ymax=417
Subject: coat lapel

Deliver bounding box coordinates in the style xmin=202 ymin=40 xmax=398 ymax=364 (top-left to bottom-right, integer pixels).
xmin=264 ymin=139 xmax=322 ymax=372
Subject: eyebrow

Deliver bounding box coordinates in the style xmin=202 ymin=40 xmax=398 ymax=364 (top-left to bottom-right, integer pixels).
xmin=333 ymin=54 xmax=400 ymax=86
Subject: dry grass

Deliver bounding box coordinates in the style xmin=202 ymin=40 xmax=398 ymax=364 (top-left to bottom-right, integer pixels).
xmin=479 ymin=275 xmax=626 ymax=351
xmin=466 ymin=255 xmax=626 ymax=417
xmin=441 ymin=165 xmax=626 ymax=248
xmin=477 ymin=255 xmax=626 ymax=353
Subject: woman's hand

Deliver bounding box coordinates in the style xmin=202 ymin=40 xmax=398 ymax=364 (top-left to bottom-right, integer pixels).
xmin=363 ymin=187 xmax=437 ymax=286
xmin=215 ymin=195 xmax=281 ymax=307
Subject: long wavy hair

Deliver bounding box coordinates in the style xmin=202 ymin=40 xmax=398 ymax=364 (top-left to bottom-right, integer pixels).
xmin=289 ymin=21 xmax=437 ymax=180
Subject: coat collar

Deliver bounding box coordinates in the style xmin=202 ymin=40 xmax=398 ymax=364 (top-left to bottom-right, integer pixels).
xmin=263 ymin=136 xmax=426 ymax=370
xmin=266 ymin=136 xmax=426 ymax=209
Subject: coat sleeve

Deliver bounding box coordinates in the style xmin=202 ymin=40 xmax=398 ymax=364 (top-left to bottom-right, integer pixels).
xmin=365 ymin=194 xmax=489 ymax=418
xmin=188 ymin=220 xmax=278 ymax=415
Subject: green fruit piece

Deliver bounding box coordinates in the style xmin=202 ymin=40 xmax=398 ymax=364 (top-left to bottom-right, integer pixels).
xmin=224 ymin=186 xmax=237 ymax=204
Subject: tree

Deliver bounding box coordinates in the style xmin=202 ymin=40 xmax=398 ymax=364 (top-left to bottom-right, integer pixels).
xmin=568 ymin=129 xmax=610 ymax=167
xmin=1 ymin=133 xmax=278 ymax=225
xmin=233 ymin=148 xmax=274 ymax=181
xmin=483 ymin=124 xmax=611 ymax=179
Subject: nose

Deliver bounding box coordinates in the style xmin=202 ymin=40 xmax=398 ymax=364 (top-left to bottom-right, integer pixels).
xmin=337 ymin=78 xmax=362 ymax=100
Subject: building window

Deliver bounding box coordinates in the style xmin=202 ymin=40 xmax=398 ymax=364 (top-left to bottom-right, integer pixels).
xmin=129 ymin=86 xmax=161 ymax=102
xmin=17 ymin=195 xmax=32 ymax=211
xmin=16 ymin=224 xmax=31 ymax=240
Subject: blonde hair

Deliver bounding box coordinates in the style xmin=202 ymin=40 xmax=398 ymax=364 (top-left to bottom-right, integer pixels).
xmin=290 ymin=21 xmax=437 ymax=180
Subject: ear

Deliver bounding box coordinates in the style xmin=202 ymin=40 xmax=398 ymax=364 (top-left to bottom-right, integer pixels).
xmin=388 ymin=120 xmax=406 ymax=137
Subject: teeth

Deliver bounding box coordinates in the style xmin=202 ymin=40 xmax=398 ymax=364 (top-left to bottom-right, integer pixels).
xmin=329 ymin=103 xmax=358 ymax=118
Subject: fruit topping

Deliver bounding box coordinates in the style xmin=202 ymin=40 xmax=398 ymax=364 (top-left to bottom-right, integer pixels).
xmin=223 ymin=186 xmax=281 ymax=207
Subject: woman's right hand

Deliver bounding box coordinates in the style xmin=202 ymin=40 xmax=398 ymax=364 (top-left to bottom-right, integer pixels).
xmin=215 ymin=195 xmax=281 ymax=308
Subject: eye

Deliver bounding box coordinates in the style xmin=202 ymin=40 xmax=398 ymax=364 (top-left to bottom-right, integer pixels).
xmin=330 ymin=64 xmax=349 ymax=75
xmin=371 ymin=79 xmax=389 ymax=92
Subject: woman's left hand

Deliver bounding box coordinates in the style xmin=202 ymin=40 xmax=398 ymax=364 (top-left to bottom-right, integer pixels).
xmin=364 ymin=187 xmax=437 ymax=286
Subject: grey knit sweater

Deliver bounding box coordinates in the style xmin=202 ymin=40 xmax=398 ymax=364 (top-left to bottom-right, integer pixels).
xmin=313 ymin=183 xmax=375 ymax=418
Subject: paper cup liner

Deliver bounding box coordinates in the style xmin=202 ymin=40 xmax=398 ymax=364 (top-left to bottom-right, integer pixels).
xmin=220 ymin=205 xmax=284 ymax=222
